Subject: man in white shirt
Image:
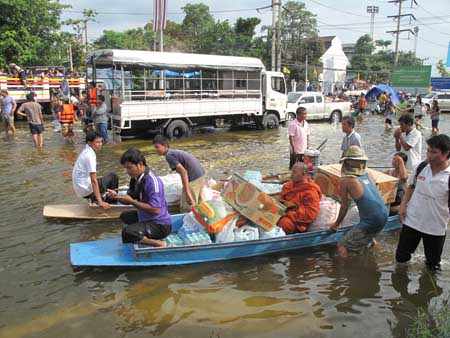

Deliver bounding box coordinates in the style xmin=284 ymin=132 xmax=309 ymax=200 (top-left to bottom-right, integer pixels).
xmin=394 ymin=114 xmax=422 ymax=171
xmin=288 ymin=107 xmax=310 ymax=169
xmin=72 ymin=130 xmax=119 ymax=209
xmin=341 ymin=116 xmax=363 ymax=156
xmin=396 ymin=134 xmax=450 ymax=270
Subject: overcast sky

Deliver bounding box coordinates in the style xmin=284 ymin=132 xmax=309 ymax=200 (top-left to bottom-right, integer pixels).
xmin=60 ymin=0 xmax=450 ymax=72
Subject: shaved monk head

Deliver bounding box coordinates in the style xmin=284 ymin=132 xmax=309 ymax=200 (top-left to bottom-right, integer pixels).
xmin=291 ymin=162 xmax=307 ymax=183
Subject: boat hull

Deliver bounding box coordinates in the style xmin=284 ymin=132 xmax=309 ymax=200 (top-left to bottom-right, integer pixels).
xmin=70 ymin=215 xmax=401 ymax=267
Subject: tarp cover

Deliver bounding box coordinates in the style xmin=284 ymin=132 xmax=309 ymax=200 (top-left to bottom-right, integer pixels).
xmin=87 ymin=49 xmax=265 ymax=71
xmin=365 ymin=84 xmax=401 ymax=104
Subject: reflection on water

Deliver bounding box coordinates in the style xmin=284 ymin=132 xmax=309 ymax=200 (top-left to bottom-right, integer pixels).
xmin=0 ymin=116 xmax=449 ymax=338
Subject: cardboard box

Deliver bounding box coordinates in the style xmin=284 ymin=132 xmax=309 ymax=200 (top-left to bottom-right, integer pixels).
xmin=314 ymin=164 xmax=398 ymax=204
xmin=222 ymin=174 xmax=286 ymax=231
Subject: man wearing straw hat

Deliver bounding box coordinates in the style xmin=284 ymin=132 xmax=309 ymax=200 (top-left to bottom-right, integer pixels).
xmin=329 ymin=146 xmax=388 ymax=258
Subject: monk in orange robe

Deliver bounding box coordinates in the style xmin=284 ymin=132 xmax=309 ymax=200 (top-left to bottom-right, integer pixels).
xmin=278 ymin=162 xmax=322 ymax=234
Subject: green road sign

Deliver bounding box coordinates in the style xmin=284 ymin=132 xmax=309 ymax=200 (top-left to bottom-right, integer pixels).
xmin=391 ymin=66 xmax=432 ymax=88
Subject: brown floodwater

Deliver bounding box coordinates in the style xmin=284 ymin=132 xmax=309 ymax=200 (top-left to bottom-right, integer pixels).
xmin=0 ymin=114 xmax=449 ymax=338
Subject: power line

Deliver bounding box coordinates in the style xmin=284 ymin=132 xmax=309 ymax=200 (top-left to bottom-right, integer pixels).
xmin=306 ymin=0 xmax=368 ymax=18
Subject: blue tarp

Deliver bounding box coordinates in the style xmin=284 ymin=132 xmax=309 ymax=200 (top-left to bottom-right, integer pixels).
xmin=151 ymin=70 xmax=200 ymax=78
xmin=365 ymin=84 xmax=401 ymax=104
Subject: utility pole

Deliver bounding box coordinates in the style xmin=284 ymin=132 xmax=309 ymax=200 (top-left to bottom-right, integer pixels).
xmin=413 ymin=26 xmax=419 ymax=56
xmin=68 ymin=43 xmax=73 ymax=70
xmin=393 ymin=0 xmax=402 ymax=65
xmin=367 ymin=6 xmax=379 ymax=41
xmin=84 ymin=20 xmax=88 ymax=55
xmin=276 ymin=0 xmax=282 ymax=72
xmin=387 ymin=0 xmax=417 ymax=65
xmin=305 ymin=54 xmax=308 ymax=91
xmin=271 ymin=0 xmax=277 ymax=71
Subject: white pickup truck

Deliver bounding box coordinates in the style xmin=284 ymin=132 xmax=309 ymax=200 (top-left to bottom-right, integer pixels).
xmin=287 ymin=91 xmax=352 ymax=122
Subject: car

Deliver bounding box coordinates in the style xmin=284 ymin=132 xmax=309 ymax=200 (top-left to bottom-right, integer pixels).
xmin=287 ymin=91 xmax=352 ymax=122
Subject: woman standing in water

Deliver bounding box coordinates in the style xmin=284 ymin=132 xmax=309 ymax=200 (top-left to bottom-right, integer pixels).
xmin=413 ymin=96 xmax=425 ymax=130
xmin=430 ymin=98 xmax=440 ymax=134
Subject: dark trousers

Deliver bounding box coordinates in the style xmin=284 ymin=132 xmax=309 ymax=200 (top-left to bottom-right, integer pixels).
xmin=289 ymin=153 xmax=304 ymax=170
xmin=120 ymin=210 xmax=171 ymax=243
xmin=396 ymin=224 xmax=446 ymax=270
xmin=85 ymin=172 xmax=119 ymax=202
xmin=120 ymin=210 xmax=139 ymax=224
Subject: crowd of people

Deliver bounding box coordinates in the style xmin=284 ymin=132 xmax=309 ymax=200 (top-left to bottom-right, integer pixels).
xmin=287 ymin=105 xmax=449 ymax=268
xmin=0 ymin=81 xmax=109 ymax=146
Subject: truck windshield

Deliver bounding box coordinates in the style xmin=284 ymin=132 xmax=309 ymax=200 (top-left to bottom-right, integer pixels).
xmin=288 ymin=92 xmax=302 ymax=103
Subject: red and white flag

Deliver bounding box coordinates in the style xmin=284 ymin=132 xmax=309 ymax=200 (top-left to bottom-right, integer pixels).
xmin=153 ymin=0 xmax=168 ymax=32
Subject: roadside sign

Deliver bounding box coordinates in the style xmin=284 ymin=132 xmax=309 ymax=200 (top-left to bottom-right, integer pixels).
xmin=431 ymin=77 xmax=450 ymax=91
xmin=391 ymin=66 xmax=432 ymax=88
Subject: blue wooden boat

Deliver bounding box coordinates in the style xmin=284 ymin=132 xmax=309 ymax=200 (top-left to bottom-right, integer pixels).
xmin=70 ymin=214 xmax=401 ymax=267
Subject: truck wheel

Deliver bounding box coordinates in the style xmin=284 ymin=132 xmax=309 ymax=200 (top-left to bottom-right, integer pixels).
xmin=330 ymin=111 xmax=341 ymax=123
xmin=165 ymin=120 xmax=191 ymax=139
xmin=263 ymin=113 xmax=280 ymax=129
xmin=286 ymin=112 xmax=296 ymax=122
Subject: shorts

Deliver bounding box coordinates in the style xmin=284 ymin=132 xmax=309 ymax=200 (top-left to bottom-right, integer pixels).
xmin=61 ymin=123 xmax=74 ymax=137
xmin=2 ymin=114 xmax=14 ymax=127
xmin=121 ymin=219 xmax=171 ymax=243
xmin=431 ymin=119 xmax=439 ymax=129
xmin=18 ymin=70 xmax=26 ymax=83
xmin=385 ymin=118 xmax=392 ymax=125
xmin=29 ymin=123 xmax=44 ymax=135
xmin=415 ymin=114 xmax=423 ymax=120
xmin=339 ymin=225 xmax=379 ymax=252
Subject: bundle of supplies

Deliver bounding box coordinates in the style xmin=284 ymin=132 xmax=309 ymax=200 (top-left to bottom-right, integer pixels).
xmin=192 ymin=199 xmax=237 ymax=234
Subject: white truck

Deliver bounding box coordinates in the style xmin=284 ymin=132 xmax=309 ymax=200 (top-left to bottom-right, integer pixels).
xmin=286 ymin=91 xmax=352 ymax=122
xmin=86 ymin=49 xmax=288 ymax=138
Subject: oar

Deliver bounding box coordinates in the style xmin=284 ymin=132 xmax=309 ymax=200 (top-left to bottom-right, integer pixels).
xmin=316 ymin=138 xmax=328 ymax=151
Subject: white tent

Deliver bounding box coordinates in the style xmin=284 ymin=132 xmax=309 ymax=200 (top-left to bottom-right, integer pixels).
xmin=319 ymin=37 xmax=350 ymax=94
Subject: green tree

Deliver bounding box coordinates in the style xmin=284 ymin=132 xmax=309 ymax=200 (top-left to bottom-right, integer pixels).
xmin=0 ymin=0 xmax=68 ymax=67
xmin=181 ymin=3 xmax=215 ymax=52
xmin=350 ymin=34 xmax=422 ymax=84
xmin=279 ymin=1 xmax=323 ymax=83
xmin=437 ymin=59 xmax=450 ymax=77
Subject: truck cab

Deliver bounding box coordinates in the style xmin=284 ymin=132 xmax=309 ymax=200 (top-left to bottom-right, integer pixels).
xmin=262 ymin=71 xmax=288 ymax=125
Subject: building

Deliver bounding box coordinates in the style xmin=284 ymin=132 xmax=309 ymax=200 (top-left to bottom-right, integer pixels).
xmin=319 ymin=36 xmax=350 ymax=94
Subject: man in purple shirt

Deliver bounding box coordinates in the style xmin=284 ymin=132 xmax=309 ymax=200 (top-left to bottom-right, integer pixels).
xmin=107 ymin=148 xmax=171 ymax=247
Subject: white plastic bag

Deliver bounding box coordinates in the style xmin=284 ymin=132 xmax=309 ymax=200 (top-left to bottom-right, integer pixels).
xmin=310 ymin=196 xmax=341 ymax=229
xmin=160 ymin=174 xmax=183 ymax=204
xmin=234 ymin=225 xmax=259 ymax=241
xmin=215 ymin=216 xmax=238 ymax=243
xmin=259 ymin=226 xmax=286 ymax=239
xmin=178 ymin=212 xmax=204 ymax=239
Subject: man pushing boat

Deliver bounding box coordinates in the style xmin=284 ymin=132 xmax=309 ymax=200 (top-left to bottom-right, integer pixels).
xmin=329 ymin=146 xmax=388 ymax=258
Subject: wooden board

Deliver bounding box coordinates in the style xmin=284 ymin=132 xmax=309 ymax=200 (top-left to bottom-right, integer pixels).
xmin=43 ymin=204 xmax=135 ymax=220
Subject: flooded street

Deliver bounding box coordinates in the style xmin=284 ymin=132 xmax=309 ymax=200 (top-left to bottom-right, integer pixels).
xmin=0 ymin=114 xmax=449 ymax=338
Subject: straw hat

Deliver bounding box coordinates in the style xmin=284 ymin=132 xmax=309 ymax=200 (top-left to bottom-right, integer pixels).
xmin=340 ymin=145 xmax=368 ymax=162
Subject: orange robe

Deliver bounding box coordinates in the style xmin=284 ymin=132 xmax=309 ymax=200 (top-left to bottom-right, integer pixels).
xmin=277 ymin=177 xmax=322 ymax=234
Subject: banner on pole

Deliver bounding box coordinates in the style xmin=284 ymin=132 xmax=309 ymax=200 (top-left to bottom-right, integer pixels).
xmin=447 ymin=42 xmax=450 ymax=67
xmin=152 ymin=0 xmax=168 ymax=32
